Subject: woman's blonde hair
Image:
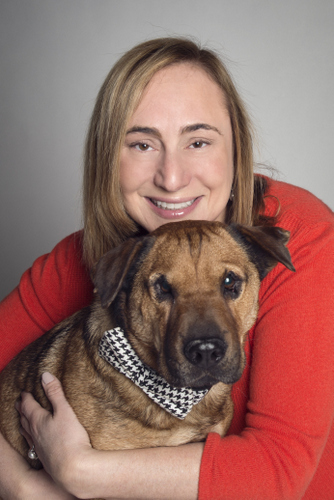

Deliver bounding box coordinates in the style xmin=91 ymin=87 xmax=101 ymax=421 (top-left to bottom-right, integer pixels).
xmin=83 ymin=37 xmax=267 ymax=268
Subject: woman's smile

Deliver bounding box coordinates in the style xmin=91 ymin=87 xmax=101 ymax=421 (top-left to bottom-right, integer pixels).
xmin=147 ymin=196 xmax=202 ymax=219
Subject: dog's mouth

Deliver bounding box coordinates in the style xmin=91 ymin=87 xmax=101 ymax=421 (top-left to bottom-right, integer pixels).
xmin=173 ymin=370 xmax=242 ymax=390
xmin=185 ymin=374 xmax=222 ymax=391
xmin=163 ymin=352 xmax=245 ymax=390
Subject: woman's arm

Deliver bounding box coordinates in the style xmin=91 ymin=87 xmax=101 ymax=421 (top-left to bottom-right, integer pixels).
xmin=0 ymin=231 xmax=93 ymax=372
xmin=198 ymin=214 xmax=334 ymax=499
xmin=0 ymin=232 xmax=93 ymax=498
xmin=18 ymin=373 xmax=203 ymax=500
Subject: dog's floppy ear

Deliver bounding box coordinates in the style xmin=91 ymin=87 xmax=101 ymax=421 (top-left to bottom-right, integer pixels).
xmin=93 ymin=236 xmax=155 ymax=308
xmin=228 ymin=224 xmax=296 ymax=280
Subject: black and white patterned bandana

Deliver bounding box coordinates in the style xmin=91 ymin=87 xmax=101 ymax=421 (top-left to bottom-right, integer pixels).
xmin=98 ymin=327 xmax=208 ymax=420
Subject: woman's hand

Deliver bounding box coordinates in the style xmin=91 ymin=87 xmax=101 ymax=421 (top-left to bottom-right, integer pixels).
xmin=16 ymin=372 xmax=93 ymax=496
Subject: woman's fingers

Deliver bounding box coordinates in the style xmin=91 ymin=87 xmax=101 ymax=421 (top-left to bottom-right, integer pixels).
xmin=19 ymin=391 xmax=45 ymax=421
xmin=15 ymin=394 xmax=43 ymax=450
xmin=40 ymin=372 xmax=72 ymax=415
xmin=19 ymin=424 xmax=34 ymax=449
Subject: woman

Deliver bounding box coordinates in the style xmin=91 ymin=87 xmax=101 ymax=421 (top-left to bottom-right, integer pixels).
xmin=0 ymin=37 xmax=333 ymax=500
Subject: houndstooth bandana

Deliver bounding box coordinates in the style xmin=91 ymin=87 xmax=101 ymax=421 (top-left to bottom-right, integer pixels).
xmin=98 ymin=327 xmax=208 ymax=419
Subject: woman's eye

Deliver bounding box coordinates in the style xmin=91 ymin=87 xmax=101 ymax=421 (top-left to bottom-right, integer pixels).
xmin=131 ymin=142 xmax=152 ymax=152
xmin=190 ymin=140 xmax=207 ymax=149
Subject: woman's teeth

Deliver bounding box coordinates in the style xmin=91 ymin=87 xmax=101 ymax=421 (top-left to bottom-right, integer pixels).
xmin=152 ymin=199 xmax=196 ymax=210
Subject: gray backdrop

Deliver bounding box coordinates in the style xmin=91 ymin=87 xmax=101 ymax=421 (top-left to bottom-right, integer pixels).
xmin=1 ymin=0 xmax=333 ymax=300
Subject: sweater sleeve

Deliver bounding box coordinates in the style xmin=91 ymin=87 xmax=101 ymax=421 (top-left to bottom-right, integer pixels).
xmin=0 ymin=232 xmax=94 ymax=372
xmin=198 ymin=205 xmax=334 ymax=498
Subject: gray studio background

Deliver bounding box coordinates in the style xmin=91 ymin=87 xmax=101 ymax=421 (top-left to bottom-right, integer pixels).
xmin=1 ymin=0 xmax=333 ymax=300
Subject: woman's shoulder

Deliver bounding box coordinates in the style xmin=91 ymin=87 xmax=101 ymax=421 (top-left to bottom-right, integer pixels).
xmin=28 ymin=230 xmax=88 ymax=285
xmin=50 ymin=230 xmax=85 ymax=258
xmin=260 ymin=177 xmax=334 ymax=288
xmin=18 ymin=230 xmax=94 ymax=327
xmin=40 ymin=228 xmax=93 ymax=296
xmin=264 ymin=176 xmax=334 ymax=232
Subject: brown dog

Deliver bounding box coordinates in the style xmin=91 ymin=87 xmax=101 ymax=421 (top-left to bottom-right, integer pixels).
xmin=0 ymin=221 xmax=294 ymax=472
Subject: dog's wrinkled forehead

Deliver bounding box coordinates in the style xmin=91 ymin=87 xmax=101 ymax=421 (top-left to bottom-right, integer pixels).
xmin=144 ymin=221 xmax=248 ymax=275
xmin=145 ymin=220 xmax=294 ymax=282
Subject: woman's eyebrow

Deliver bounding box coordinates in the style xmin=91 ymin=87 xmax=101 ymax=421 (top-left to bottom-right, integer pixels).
xmin=125 ymin=123 xmax=222 ymax=137
xmin=126 ymin=126 xmax=161 ymax=138
xmin=181 ymin=123 xmax=222 ymax=135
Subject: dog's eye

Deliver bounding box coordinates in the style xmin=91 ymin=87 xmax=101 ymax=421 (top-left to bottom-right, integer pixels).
xmin=154 ymin=276 xmax=173 ymax=301
xmin=223 ymin=273 xmax=236 ymax=288
xmin=222 ymin=272 xmax=242 ymax=299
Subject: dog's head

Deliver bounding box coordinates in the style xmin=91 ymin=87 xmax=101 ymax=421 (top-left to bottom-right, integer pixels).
xmin=94 ymin=221 xmax=295 ymax=389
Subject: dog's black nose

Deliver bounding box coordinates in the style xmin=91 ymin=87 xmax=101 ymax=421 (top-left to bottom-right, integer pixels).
xmin=184 ymin=338 xmax=227 ymax=368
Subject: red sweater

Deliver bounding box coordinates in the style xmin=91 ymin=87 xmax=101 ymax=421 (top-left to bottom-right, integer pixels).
xmin=1 ymin=179 xmax=333 ymax=499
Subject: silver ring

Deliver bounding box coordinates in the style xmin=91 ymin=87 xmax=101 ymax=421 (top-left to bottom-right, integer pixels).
xmin=28 ymin=444 xmax=38 ymax=460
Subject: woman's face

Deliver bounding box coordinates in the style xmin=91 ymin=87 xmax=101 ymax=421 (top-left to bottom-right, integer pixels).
xmin=120 ymin=63 xmax=234 ymax=232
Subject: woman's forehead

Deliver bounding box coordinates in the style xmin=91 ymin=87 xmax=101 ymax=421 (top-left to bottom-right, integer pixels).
xmin=126 ymin=63 xmax=229 ymax=130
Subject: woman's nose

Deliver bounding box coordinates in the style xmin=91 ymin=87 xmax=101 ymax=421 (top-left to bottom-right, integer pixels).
xmin=153 ymin=151 xmax=191 ymax=192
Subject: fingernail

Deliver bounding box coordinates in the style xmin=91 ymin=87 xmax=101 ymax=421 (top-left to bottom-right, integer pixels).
xmin=42 ymin=372 xmax=55 ymax=385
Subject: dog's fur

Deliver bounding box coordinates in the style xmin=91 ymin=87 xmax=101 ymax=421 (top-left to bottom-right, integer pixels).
xmin=0 ymin=221 xmax=294 ymax=471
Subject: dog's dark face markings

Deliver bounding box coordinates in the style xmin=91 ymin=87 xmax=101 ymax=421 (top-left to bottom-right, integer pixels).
xmin=94 ymin=221 xmax=294 ymax=390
